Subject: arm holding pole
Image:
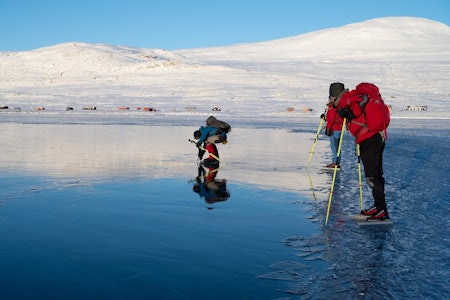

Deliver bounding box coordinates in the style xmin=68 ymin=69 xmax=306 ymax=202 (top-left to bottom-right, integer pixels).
xmin=188 ymin=139 xmax=222 ymax=163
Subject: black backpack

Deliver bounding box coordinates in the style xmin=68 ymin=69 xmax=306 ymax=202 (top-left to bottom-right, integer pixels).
xmin=206 ymin=116 xmax=231 ymax=133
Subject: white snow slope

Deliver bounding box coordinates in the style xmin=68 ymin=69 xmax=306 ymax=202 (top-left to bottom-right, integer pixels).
xmin=0 ymin=17 xmax=449 ymax=118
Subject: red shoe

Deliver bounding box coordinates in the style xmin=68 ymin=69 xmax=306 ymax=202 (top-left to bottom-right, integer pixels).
xmin=361 ymin=206 xmax=378 ymax=216
xmin=367 ymin=210 xmax=390 ymax=221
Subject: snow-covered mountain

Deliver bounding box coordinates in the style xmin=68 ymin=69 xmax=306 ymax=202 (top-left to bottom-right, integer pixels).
xmin=178 ymin=17 xmax=450 ymax=62
xmin=0 ymin=17 xmax=449 ymax=117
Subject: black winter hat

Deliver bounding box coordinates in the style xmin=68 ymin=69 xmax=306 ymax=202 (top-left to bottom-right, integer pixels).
xmin=329 ymin=82 xmax=345 ymax=97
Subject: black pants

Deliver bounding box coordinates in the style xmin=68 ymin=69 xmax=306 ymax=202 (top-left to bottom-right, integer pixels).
xmin=359 ymin=133 xmax=388 ymax=213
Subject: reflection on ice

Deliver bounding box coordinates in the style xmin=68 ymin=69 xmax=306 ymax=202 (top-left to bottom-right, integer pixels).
xmin=1 ymin=118 xmax=449 ymax=299
xmin=191 ymin=163 xmax=230 ymax=207
xmin=0 ymin=122 xmax=331 ymax=192
xmin=1 ymin=124 xmax=196 ymax=179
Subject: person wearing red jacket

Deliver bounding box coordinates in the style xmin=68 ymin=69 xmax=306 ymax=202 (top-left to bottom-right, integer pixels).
xmin=333 ymin=82 xmax=389 ymax=221
xmin=324 ymin=83 xmax=345 ymax=168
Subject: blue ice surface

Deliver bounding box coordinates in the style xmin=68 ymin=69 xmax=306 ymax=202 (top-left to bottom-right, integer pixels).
xmin=0 ymin=175 xmax=318 ymax=300
xmin=0 ymin=114 xmax=449 ymax=299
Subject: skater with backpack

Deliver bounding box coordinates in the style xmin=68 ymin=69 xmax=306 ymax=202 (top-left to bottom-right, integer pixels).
xmin=333 ymin=82 xmax=391 ymax=221
xmin=192 ymin=116 xmax=231 ymax=166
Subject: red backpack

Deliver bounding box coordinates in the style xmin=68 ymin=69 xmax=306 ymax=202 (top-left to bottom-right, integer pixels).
xmin=354 ymin=83 xmax=390 ymax=138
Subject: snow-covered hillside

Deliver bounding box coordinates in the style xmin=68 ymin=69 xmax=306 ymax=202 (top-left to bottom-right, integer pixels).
xmin=179 ymin=17 xmax=450 ymax=62
xmin=0 ymin=17 xmax=449 ymax=117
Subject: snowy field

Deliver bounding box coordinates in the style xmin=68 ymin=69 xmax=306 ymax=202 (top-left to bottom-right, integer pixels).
xmin=0 ymin=112 xmax=449 ymax=299
xmin=1 ymin=17 xmax=449 ymax=119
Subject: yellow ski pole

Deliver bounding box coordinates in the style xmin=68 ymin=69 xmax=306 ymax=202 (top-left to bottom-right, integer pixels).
xmin=325 ymin=118 xmax=346 ymax=225
xmin=188 ymin=139 xmax=223 ymax=163
xmin=307 ymin=111 xmax=327 ymax=166
xmin=306 ymin=168 xmax=317 ymax=201
xmin=357 ymin=144 xmax=363 ymax=210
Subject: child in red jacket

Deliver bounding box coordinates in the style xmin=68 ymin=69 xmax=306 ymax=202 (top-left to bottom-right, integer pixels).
xmin=324 ymin=83 xmax=345 ymax=168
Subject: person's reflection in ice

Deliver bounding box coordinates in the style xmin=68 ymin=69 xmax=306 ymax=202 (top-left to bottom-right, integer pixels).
xmin=192 ymin=161 xmax=230 ymax=209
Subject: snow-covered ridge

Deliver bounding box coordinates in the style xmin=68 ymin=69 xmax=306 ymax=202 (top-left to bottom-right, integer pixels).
xmin=0 ymin=42 xmax=196 ymax=81
xmin=0 ymin=17 xmax=449 ymax=117
xmin=2 ymin=42 xmax=191 ymax=65
xmin=176 ymin=17 xmax=450 ymax=62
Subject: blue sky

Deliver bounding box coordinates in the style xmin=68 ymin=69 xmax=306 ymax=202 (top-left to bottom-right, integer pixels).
xmin=1 ymin=0 xmax=449 ymax=51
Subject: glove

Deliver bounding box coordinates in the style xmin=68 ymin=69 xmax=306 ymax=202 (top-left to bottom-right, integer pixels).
xmin=339 ymin=108 xmax=355 ymax=120
xmin=198 ymin=148 xmax=205 ymax=160
xmin=325 ymin=128 xmax=332 ymax=136
xmin=320 ymin=113 xmax=326 ymax=120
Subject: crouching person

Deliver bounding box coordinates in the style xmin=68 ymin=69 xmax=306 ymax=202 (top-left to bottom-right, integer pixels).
xmin=193 ymin=116 xmax=231 ymax=165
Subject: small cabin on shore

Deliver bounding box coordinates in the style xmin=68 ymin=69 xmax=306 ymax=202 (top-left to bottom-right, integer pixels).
xmin=406 ymin=105 xmax=427 ymax=111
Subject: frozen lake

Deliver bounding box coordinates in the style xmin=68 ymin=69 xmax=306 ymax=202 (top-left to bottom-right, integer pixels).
xmin=0 ymin=113 xmax=449 ymax=299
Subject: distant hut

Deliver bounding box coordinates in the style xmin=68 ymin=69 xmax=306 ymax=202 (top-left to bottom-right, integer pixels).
xmin=406 ymin=105 xmax=427 ymax=111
